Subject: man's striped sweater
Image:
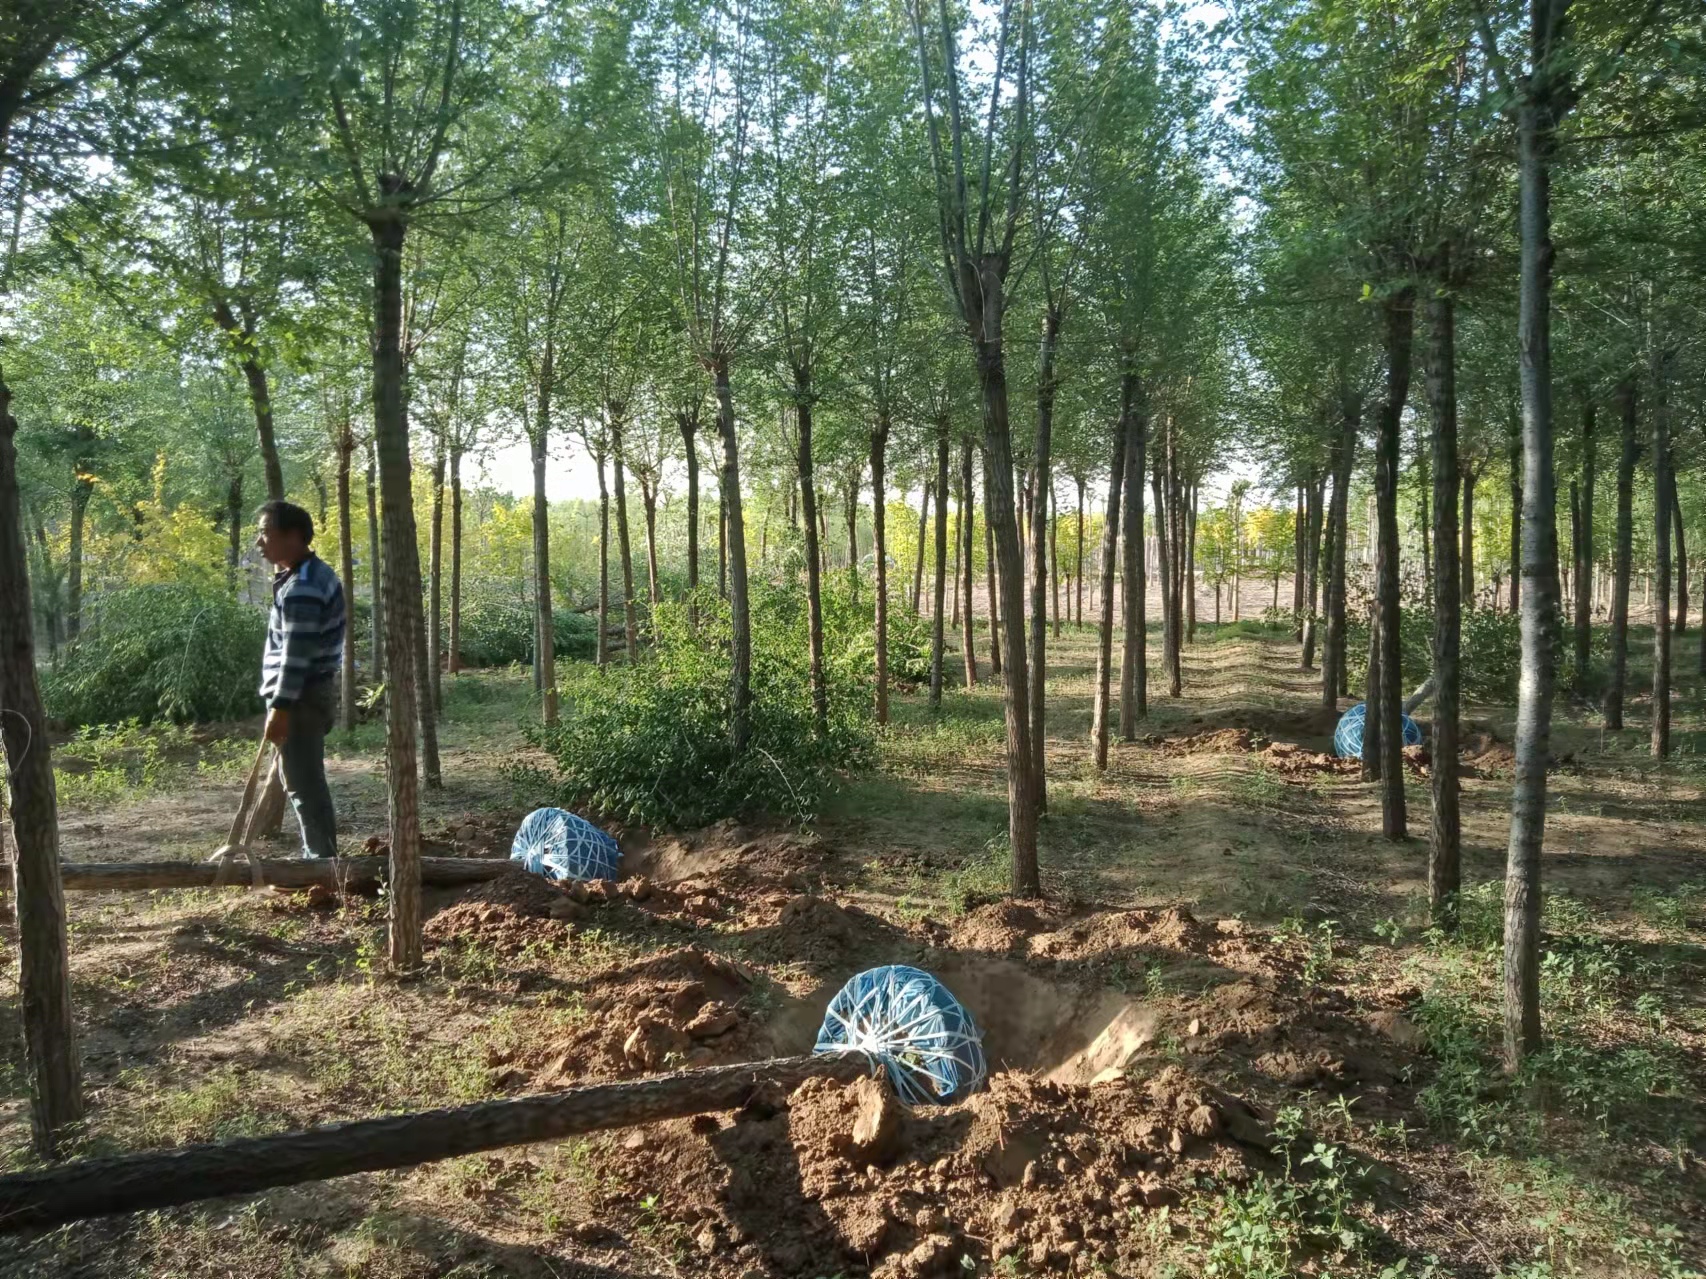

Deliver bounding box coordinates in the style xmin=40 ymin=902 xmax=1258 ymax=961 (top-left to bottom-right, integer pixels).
xmin=260 ymin=552 xmax=346 ymax=708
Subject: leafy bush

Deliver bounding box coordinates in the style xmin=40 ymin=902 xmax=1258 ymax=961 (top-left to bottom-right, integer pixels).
xmin=539 ymin=585 xmax=872 ymax=827
xmin=455 ymin=584 xmax=597 ymax=668
xmin=1346 ymin=601 xmax=1538 ymax=707
xmin=43 ymin=585 xmax=266 ymax=725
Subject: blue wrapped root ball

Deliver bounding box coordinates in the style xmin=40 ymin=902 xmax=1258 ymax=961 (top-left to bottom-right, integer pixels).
xmin=1333 ymin=701 xmax=1422 ymax=760
xmin=814 ymin=965 xmax=988 ymax=1105
xmin=510 ymin=806 xmax=621 ymax=883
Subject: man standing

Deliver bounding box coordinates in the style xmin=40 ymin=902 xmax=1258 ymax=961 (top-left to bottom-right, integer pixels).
xmin=255 ymin=500 xmax=346 ymax=859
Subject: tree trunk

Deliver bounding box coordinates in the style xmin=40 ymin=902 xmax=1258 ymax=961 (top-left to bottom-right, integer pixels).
xmin=718 ymin=475 xmax=728 ymax=600
xmin=1424 ymin=283 xmax=1461 ymax=928
xmin=950 ymin=476 xmax=961 ymax=629
xmin=713 ymin=356 xmax=752 ymax=751
xmin=448 ymin=444 xmax=463 ymax=675
xmin=210 ymin=300 xmax=286 ymax=502
xmin=1670 ymin=473 xmax=1686 ymax=635
xmin=1324 ymin=398 xmax=1359 ymax=707
xmin=1507 ymin=419 xmax=1522 ymax=614
xmin=678 ymin=411 xmax=700 ymax=602
xmin=428 ymin=433 xmax=444 ymax=719
xmin=609 ymin=406 xmax=638 ymax=664
xmin=1461 ymin=463 xmax=1476 ymax=609
xmin=870 ymin=415 xmax=891 ymax=723
xmin=226 ymin=472 xmax=244 ymax=595
xmin=912 ymin=482 xmax=931 ymax=614
xmin=1029 ymin=305 xmax=1060 ymax=803
xmin=1120 ymin=372 xmax=1148 ymax=731
xmin=1504 ymin=85 xmax=1567 ymax=1071
xmin=66 ymin=470 xmax=91 ymax=640
xmin=983 ymin=465 xmax=1001 ymax=677
xmin=1091 ymin=387 xmax=1129 ymax=771
xmin=1376 ymin=293 xmax=1413 ymax=839
xmin=593 ymin=446 xmax=610 ymax=667
xmin=0 ymin=374 xmax=84 ymax=1156
xmin=1605 ymin=376 xmax=1637 ymax=728
xmin=847 ymin=475 xmax=861 ymax=599
xmin=795 ymin=377 xmax=829 ymax=737
xmin=1363 ymin=601 xmax=1383 ymax=782
xmin=1049 ymin=491 xmax=1060 ymax=640
xmin=1651 ymin=347 xmax=1673 ymax=759
xmin=975 ymin=349 xmax=1039 ymax=897
xmin=1152 ymin=453 xmax=1171 ymax=691
xmin=930 ymin=414 xmax=950 ymax=711
xmin=1572 ymin=404 xmax=1595 ymax=684
xmin=365 ymin=213 xmax=424 ymax=974
xmin=1185 ymin=485 xmax=1198 ymax=645
xmin=1074 ymin=477 xmax=1085 ymax=629
xmin=959 ymin=438 xmax=977 ymax=689
xmin=641 ymin=482 xmax=661 ymax=608
xmin=337 ymin=430 xmax=357 ymax=732
xmin=1301 ymin=473 xmax=1323 ymax=669
xmin=365 ymin=444 xmax=384 ymax=683
xmin=530 ymin=397 xmax=557 ymax=726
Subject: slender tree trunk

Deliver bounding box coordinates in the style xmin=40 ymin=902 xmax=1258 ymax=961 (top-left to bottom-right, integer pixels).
xmin=429 ymin=434 xmax=444 ymax=719
xmin=609 ymin=407 xmax=638 ymax=664
xmin=1363 ymin=600 xmax=1383 ymax=782
xmin=366 ymin=214 xmax=424 ymax=973
xmin=950 ymin=476 xmax=961 ymax=629
xmin=796 ymin=376 xmax=830 ymax=737
xmin=1152 ymin=454 xmax=1171 ymax=691
xmin=912 ymin=482 xmax=931 ymax=614
xmin=1606 ymin=376 xmax=1637 ymax=728
xmin=211 ymin=301 xmax=286 ymax=501
xmin=448 ymin=444 xmax=462 ymax=676
xmin=1121 ymin=373 xmax=1148 ymax=729
xmin=1325 ymin=398 xmax=1359 ymax=707
xmin=0 ymin=373 xmax=84 ymax=1156
xmin=594 ymin=447 xmax=610 ymax=669
xmin=1301 ymin=473 xmax=1323 ymax=669
xmin=531 ymin=396 xmax=557 ymax=726
xmin=960 ymin=438 xmax=977 ymax=689
xmin=641 ymin=483 xmax=661 ymax=609
xmin=365 ymin=444 xmax=384 ymax=683
xmin=984 ymin=462 xmax=1001 ymax=678
xmin=1508 ymin=419 xmax=1522 ymax=614
xmin=1074 ymin=477 xmax=1085 ymax=629
xmin=678 ymin=411 xmax=700 ymax=603
xmin=718 ymin=475 xmax=728 ymax=601
xmin=713 ymin=356 xmax=751 ymax=751
xmin=1293 ymin=484 xmax=1306 ymax=635
xmin=870 ymin=415 xmax=891 ymax=722
xmin=930 ymin=413 xmax=950 ymax=711
xmin=1670 ymin=475 xmax=1686 ymax=635
xmin=1425 ymin=282 xmax=1461 ymax=928
xmin=975 ymin=349 xmax=1038 ymax=896
xmin=1185 ymin=485 xmax=1198 ymax=645
xmin=1651 ymin=347 xmax=1673 ymax=759
xmin=847 ymin=476 xmax=861 ymax=598
xmin=1092 ymin=388 xmax=1129 ymax=770
xmin=1461 ymin=463 xmax=1476 ymax=609
xmin=1029 ymin=306 xmax=1060 ymax=805
xmin=226 ymin=472 xmax=243 ymax=595
xmin=1376 ymin=293 xmax=1413 ymax=839
xmin=66 ymin=472 xmax=90 ymax=640
xmin=1504 ymin=83 xmax=1568 ymax=1070
xmin=1573 ymin=403 xmax=1595 ymax=684
xmin=337 ymin=431 xmax=357 ymax=731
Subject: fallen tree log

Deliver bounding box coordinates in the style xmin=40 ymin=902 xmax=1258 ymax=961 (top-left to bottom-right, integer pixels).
xmin=0 ymin=1053 xmax=872 ymax=1233
xmin=20 ymin=855 xmax=511 ymax=894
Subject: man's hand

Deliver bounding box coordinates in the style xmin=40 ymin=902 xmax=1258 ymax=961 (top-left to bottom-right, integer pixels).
xmin=264 ymin=707 xmax=291 ymax=745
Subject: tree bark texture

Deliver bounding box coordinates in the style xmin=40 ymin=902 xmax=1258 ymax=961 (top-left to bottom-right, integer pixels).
xmin=1651 ymin=348 xmax=1673 ymax=759
xmin=1376 ymin=294 xmax=1413 ymax=839
xmin=960 ymin=439 xmax=977 ymax=688
xmin=912 ymin=482 xmax=930 ymax=615
xmin=713 ymin=358 xmax=752 ymax=752
xmin=366 ymin=214 xmax=425 ymax=973
xmin=796 ymin=380 xmax=830 ymax=736
xmin=0 ymin=374 xmax=84 ymax=1156
xmin=931 ymin=416 xmax=951 ymax=710
xmin=1424 ymin=285 xmax=1461 ymax=927
xmin=1572 ymin=404 xmax=1594 ymax=684
xmin=679 ymin=409 xmax=700 ymax=598
xmin=365 ymin=444 xmax=384 ymax=683
xmin=1120 ymin=372 xmax=1148 ymax=731
xmin=594 ymin=446 xmax=610 ymax=668
xmin=1605 ymin=376 xmax=1636 ymax=729
xmin=429 ymin=434 xmax=444 ymax=720
xmin=1090 ymin=398 xmax=1128 ymax=771
xmin=1029 ymin=306 xmax=1060 ymax=799
xmin=870 ymin=417 xmax=890 ymax=723
xmin=448 ymin=444 xmax=463 ymax=675
xmin=983 ymin=460 xmax=1001 ymax=677
xmin=1504 ymin=82 xmax=1568 ymax=1071
xmin=609 ymin=406 xmax=639 ymax=664
xmin=336 ymin=429 xmax=357 ymax=732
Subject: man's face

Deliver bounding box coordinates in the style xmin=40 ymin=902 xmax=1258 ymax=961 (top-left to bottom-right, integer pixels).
xmin=255 ymin=516 xmax=304 ymax=569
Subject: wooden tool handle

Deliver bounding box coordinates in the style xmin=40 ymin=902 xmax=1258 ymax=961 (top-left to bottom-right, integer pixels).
xmin=224 ymin=738 xmax=273 ymax=848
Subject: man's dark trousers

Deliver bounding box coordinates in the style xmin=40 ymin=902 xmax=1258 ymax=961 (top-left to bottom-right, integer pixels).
xmin=280 ymin=679 xmax=339 ymax=859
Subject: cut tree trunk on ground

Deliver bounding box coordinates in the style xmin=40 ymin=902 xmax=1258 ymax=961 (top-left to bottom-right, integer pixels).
xmin=0 ymin=1054 xmax=875 ymax=1234
xmin=31 ymin=856 xmax=511 ymax=894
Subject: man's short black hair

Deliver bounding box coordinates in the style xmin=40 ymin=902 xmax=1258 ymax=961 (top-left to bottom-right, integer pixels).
xmin=257 ymin=499 xmax=315 ymax=545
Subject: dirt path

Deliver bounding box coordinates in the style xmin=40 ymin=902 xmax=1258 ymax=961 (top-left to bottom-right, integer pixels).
xmin=2 ymin=628 xmax=1701 ymax=1278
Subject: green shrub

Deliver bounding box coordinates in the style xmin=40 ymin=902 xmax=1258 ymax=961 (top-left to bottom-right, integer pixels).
xmin=455 ymin=584 xmax=597 ymax=668
xmin=43 ymin=585 xmax=265 ymax=725
xmin=539 ymin=584 xmax=872 ymax=827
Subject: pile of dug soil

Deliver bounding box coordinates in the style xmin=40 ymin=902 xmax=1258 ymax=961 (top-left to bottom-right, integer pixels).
xmin=584 ymin=1065 xmax=1264 ymax=1276
xmin=1144 ymin=727 xmax=1259 ymax=755
xmin=1258 ymin=740 xmax=1360 ymax=778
